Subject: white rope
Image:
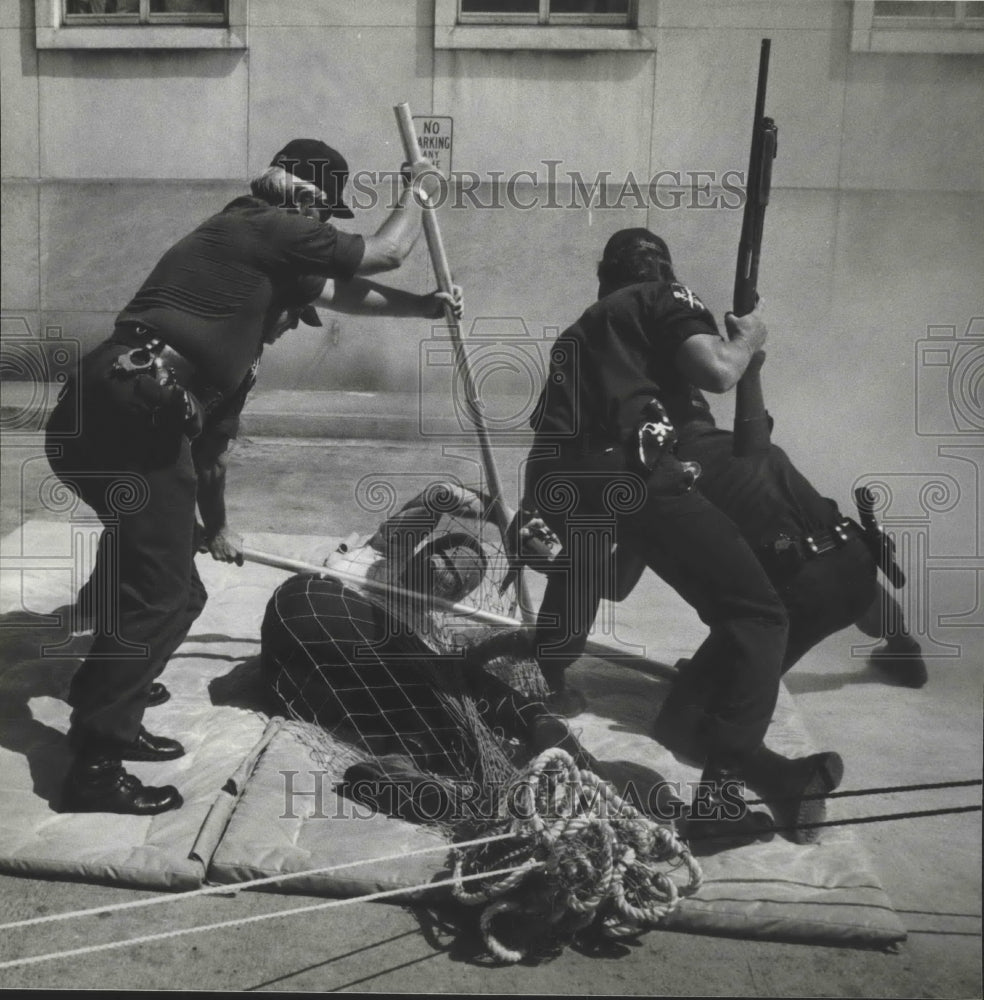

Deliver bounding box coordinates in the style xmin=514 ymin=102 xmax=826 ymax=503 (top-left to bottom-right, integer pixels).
xmin=0 ymin=862 xmax=525 ymax=971
xmin=0 ymin=830 xmax=516 ymax=933
xmin=451 ymin=748 xmax=704 ymax=963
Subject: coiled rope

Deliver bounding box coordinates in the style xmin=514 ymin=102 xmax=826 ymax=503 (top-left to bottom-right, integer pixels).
xmin=450 ymin=747 xmax=703 ymax=963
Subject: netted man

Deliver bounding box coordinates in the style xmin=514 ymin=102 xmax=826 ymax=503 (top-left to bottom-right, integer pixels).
xmin=260 ymin=492 xmax=598 ymax=824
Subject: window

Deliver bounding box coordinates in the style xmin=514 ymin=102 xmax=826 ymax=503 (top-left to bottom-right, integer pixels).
xmin=851 ymin=0 xmax=984 ymax=52
xmin=458 ymin=1 xmax=631 ymax=26
xmin=871 ymin=0 xmax=984 ymax=26
xmin=63 ymin=1 xmax=225 ymax=24
xmin=35 ymin=0 xmax=247 ymax=49
xmin=435 ymin=0 xmax=655 ymax=50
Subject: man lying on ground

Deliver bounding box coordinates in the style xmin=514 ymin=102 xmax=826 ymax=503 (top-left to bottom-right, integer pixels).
xmin=259 ymin=484 xmax=605 ymax=824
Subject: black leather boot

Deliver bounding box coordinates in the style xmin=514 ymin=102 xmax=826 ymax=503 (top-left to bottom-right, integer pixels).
xmin=739 ymin=745 xmax=844 ymax=844
xmin=868 ymin=634 xmax=928 ymax=688
xmin=147 ymin=682 xmax=171 ymax=707
xmin=61 ymin=755 xmax=183 ymax=815
xmin=680 ymin=756 xmax=775 ymax=856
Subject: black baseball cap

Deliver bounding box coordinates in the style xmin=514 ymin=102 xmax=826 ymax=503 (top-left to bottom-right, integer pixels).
xmin=602 ymin=228 xmax=671 ymax=265
xmin=270 ymin=138 xmax=354 ymax=219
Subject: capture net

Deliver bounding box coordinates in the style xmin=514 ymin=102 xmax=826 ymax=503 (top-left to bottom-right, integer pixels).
xmin=258 ymin=480 xmax=702 ymax=961
xmin=260 ymin=482 xmax=547 ymax=817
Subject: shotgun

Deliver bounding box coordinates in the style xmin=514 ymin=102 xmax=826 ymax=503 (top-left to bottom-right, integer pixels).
xmin=732 ymin=38 xmax=778 ymax=458
xmin=733 ymin=38 xmax=778 ymax=318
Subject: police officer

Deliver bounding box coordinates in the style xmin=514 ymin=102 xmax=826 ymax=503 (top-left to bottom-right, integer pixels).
xmin=45 ymin=138 xmax=458 ymax=816
xmin=651 ymin=333 xmax=925 ymax=767
xmin=524 ymin=228 xmax=842 ymax=849
xmin=680 ymin=349 xmax=923 ymax=673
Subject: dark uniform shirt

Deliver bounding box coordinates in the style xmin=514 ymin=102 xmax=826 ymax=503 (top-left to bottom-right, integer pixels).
xmin=676 ymin=425 xmax=842 ymax=547
xmin=530 ymin=280 xmax=716 ymax=443
xmin=116 ymin=199 xmax=364 ymax=394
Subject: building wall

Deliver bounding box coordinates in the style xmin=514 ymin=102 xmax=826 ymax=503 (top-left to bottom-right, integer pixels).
xmin=2 ymin=0 xmax=982 ymax=498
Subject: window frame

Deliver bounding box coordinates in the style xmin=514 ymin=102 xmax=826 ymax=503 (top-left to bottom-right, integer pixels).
xmin=35 ymin=0 xmax=248 ymax=49
xmin=457 ymin=1 xmax=632 ymax=28
xmin=435 ymin=0 xmax=656 ymax=51
xmin=851 ymin=0 xmax=984 ymax=53
xmin=62 ymin=1 xmax=226 ymax=27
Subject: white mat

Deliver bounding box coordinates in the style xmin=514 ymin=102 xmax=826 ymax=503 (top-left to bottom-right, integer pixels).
xmin=0 ymin=520 xmax=906 ymax=947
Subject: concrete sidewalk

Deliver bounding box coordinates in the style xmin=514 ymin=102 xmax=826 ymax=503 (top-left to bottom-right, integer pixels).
xmin=0 ymin=382 xmax=535 ymax=442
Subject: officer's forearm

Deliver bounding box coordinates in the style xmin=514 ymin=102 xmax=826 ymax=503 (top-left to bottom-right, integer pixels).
xmin=356 ymin=185 xmax=423 ymax=275
xmin=322 ymin=276 xmax=430 ymax=317
xmin=676 ymin=331 xmax=762 ymax=394
xmin=196 ymin=463 xmax=228 ymax=537
xmin=192 ymin=426 xmax=235 ymax=537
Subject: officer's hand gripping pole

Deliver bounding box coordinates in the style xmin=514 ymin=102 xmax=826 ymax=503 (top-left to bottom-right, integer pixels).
xmin=394 ymin=102 xmax=535 ymax=623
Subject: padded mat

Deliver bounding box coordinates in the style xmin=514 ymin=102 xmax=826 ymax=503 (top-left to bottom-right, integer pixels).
xmin=0 ymin=520 xmax=906 ymax=947
xmin=0 ymin=520 xmax=280 ymax=889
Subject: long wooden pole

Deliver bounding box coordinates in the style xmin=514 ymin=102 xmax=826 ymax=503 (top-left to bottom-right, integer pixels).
xmin=393 ymin=102 xmax=534 ymax=622
xmin=241 ymin=546 xmax=674 ymax=678
xmin=242 ymin=546 xmax=521 ymax=626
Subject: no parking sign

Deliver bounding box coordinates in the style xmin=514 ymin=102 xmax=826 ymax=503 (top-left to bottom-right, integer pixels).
xmin=412 ymin=116 xmax=454 ymax=175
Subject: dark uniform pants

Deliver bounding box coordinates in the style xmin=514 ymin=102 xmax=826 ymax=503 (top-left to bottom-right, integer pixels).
xmin=527 ymin=447 xmax=789 ymax=759
xmin=44 ymin=341 xmax=207 ymax=744
xmin=774 ymin=537 xmax=877 ymax=673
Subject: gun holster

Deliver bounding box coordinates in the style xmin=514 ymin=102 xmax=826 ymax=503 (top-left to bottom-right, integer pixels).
xmin=853 ymin=487 xmax=906 ymax=589
xmin=634 ymin=398 xmax=678 ymax=473
xmin=109 ymin=335 xmax=206 ymax=438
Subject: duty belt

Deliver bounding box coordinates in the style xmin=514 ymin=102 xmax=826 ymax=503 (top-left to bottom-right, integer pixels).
xmin=562 ymin=433 xmax=621 ymax=455
xmin=760 ymin=518 xmax=863 ymax=578
xmin=553 ymin=427 xmax=700 ymax=489
xmin=109 ymin=323 xmax=224 ymax=413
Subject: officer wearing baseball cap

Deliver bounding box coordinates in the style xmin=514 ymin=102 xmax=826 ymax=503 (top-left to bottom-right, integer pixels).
xmin=45 ymin=134 xmax=459 ymax=817
xmin=524 ymin=226 xmax=789 ymax=852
